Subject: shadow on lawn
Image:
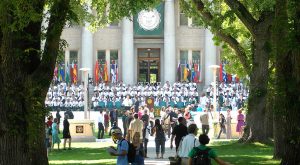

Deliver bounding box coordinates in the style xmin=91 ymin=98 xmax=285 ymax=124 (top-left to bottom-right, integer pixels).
xmin=49 ymin=147 xmax=116 ymax=165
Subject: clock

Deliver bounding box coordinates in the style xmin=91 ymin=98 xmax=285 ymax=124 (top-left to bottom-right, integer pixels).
xmin=137 ymin=9 xmax=161 ymax=31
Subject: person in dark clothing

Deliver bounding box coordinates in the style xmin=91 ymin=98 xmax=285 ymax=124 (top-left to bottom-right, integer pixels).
xmin=56 ymin=109 xmax=61 ymax=134
xmin=134 ymin=96 xmax=140 ymax=113
xmin=217 ymin=113 xmax=226 ymax=139
xmin=122 ymin=110 xmax=129 ymax=138
xmin=109 ymin=121 xmax=121 ymax=136
xmin=110 ymin=109 xmax=118 ymax=127
xmin=63 ymin=115 xmax=71 ymax=150
xmin=170 ymin=117 xmax=188 ymax=153
xmin=141 ymin=109 xmax=150 ymax=138
xmin=64 ymin=109 xmax=74 ymax=119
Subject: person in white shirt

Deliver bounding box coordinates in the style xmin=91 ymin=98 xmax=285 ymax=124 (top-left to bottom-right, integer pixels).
xmin=97 ymin=110 xmax=104 ymax=139
xmin=178 ymin=124 xmax=200 ymax=165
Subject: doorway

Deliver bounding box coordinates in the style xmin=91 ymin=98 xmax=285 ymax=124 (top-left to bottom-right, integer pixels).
xmin=138 ymin=48 xmax=160 ymax=83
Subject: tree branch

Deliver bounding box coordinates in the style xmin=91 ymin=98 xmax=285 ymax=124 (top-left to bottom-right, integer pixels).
xmin=224 ymin=0 xmax=257 ymax=35
xmin=31 ymin=0 xmax=70 ymax=92
xmin=192 ymin=0 xmax=251 ymax=73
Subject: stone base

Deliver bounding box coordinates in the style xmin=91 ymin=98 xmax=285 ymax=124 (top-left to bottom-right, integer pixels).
xmin=68 ymin=119 xmax=96 ymax=142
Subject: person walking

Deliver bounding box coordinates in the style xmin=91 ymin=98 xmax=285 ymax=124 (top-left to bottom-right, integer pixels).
xmin=170 ymin=117 xmax=188 ymax=154
xmin=217 ymin=113 xmax=226 ymax=139
xmin=152 ymin=119 xmax=166 ymax=159
xmin=122 ymin=110 xmax=129 ymax=138
xmin=104 ymin=109 xmax=110 ymax=133
xmin=98 ymin=110 xmax=105 ymax=139
xmin=128 ymin=113 xmax=143 ymax=144
xmin=226 ymin=109 xmax=232 ymax=139
xmin=63 ymin=115 xmax=72 ymax=150
xmin=178 ymin=124 xmax=200 ymax=165
xmin=56 ymin=109 xmax=61 ymax=134
xmin=236 ymin=109 xmax=245 ymax=138
xmin=144 ymin=120 xmax=153 ymax=158
xmin=110 ymin=109 xmax=118 ymax=127
xmin=52 ymin=118 xmax=61 ymax=150
xmin=109 ymin=129 xmax=129 ymax=165
xmin=188 ymin=134 xmax=230 ymax=165
xmin=200 ymin=109 xmax=210 ymax=135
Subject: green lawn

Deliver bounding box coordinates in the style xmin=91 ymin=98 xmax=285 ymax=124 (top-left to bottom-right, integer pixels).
xmin=49 ymin=140 xmax=280 ymax=165
xmin=210 ymin=141 xmax=280 ymax=165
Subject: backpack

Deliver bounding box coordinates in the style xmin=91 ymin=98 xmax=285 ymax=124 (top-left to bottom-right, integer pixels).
xmin=192 ymin=147 xmax=211 ymax=165
xmin=120 ymin=139 xmax=136 ymax=163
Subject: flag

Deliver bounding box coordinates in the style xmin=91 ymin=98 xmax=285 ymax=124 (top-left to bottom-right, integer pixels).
xmin=193 ymin=63 xmax=199 ymax=83
xmin=59 ymin=64 xmax=65 ymax=81
xmin=177 ymin=61 xmax=181 ymax=82
xmin=73 ymin=63 xmax=77 ymax=84
xmin=103 ymin=61 xmax=108 ymax=82
xmin=94 ymin=60 xmax=99 ymax=84
xmin=53 ymin=64 xmax=58 ymax=80
xmin=222 ymin=62 xmax=227 ymax=83
xmin=115 ymin=63 xmax=118 ymax=82
xmin=183 ymin=63 xmax=188 ymax=81
xmin=219 ymin=62 xmax=223 ymax=82
xmin=191 ymin=62 xmax=196 ymax=82
xmin=187 ymin=62 xmax=191 ymax=82
xmin=99 ymin=62 xmax=103 ymax=82
xmin=66 ymin=63 xmax=70 ymax=84
xmin=111 ymin=62 xmax=116 ymax=83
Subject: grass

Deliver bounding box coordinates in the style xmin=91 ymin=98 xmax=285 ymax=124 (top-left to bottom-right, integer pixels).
xmin=209 ymin=141 xmax=280 ymax=165
xmin=49 ymin=140 xmax=280 ymax=165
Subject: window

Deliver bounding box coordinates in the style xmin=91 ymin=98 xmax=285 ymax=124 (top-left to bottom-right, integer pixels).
xmin=69 ymin=51 xmax=78 ymax=64
xmin=192 ymin=51 xmax=201 ymax=63
xmin=180 ymin=11 xmax=188 ymax=26
xmin=180 ymin=50 xmax=188 ymax=64
xmin=192 ymin=51 xmax=201 ymax=83
xmin=97 ymin=50 xmax=106 ymax=64
xmin=110 ymin=50 xmax=118 ymax=63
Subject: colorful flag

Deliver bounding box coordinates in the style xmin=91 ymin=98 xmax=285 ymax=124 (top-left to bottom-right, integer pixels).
xmin=94 ymin=60 xmax=99 ymax=84
xmin=194 ymin=63 xmax=201 ymax=83
xmin=191 ymin=62 xmax=195 ymax=82
xmin=103 ymin=61 xmax=108 ymax=82
xmin=73 ymin=63 xmax=77 ymax=84
xmin=183 ymin=63 xmax=188 ymax=81
xmin=54 ymin=64 xmax=58 ymax=79
xmin=219 ymin=62 xmax=223 ymax=82
xmin=59 ymin=64 xmax=65 ymax=81
xmin=66 ymin=63 xmax=70 ymax=84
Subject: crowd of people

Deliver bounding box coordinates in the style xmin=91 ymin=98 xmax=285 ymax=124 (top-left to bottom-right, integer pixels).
xmin=45 ymin=82 xmax=84 ymax=110
xmin=105 ymin=103 xmax=235 ymax=165
xmin=45 ymin=80 xmax=249 ymax=115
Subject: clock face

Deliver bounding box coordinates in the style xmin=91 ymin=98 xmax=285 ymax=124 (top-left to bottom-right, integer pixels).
xmin=137 ymin=9 xmax=161 ymax=31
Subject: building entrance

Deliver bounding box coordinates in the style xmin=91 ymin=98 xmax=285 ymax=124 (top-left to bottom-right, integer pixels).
xmin=137 ymin=48 xmax=160 ymax=83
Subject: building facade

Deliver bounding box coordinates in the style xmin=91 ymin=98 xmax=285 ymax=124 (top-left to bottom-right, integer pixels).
xmin=61 ymin=0 xmax=220 ymax=86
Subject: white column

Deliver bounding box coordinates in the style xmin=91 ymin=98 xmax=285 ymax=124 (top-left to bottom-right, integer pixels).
xmin=65 ymin=50 xmax=70 ymax=71
xmin=81 ymin=12 xmax=93 ymax=78
xmin=121 ymin=18 xmax=134 ymax=85
xmin=204 ymin=29 xmax=217 ymax=86
xmin=164 ymin=0 xmax=176 ymax=83
xmin=106 ymin=50 xmax=110 ymax=81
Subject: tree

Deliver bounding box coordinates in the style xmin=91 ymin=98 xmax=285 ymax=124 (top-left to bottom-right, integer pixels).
xmin=181 ymin=0 xmax=274 ymax=142
xmin=0 ymin=0 xmax=158 ymax=164
xmin=273 ymin=0 xmax=300 ymax=163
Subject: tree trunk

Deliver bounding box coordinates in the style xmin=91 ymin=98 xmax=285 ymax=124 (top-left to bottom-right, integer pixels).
xmin=273 ymin=0 xmax=300 ymax=163
xmin=0 ymin=0 xmax=70 ymax=164
xmin=244 ymin=24 xmax=271 ymax=143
